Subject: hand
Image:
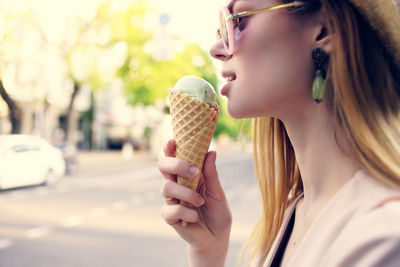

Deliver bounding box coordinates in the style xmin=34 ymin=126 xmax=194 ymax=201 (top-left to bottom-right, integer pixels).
xmin=157 ymin=139 xmax=232 ymax=267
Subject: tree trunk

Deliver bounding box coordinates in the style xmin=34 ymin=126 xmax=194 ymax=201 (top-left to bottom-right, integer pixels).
xmin=0 ymin=80 xmax=21 ymax=134
xmin=64 ymin=82 xmax=80 ymax=143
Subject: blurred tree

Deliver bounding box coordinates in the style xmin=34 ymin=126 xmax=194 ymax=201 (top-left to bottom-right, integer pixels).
xmin=60 ymin=4 xmax=114 ymax=144
xmin=0 ymin=0 xmax=108 ymax=139
xmin=0 ymin=80 xmax=21 ymax=133
xmin=0 ymin=0 xmax=251 ymax=142
xmin=120 ymin=44 xmax=216 ymax=106
xmin=107 ymin=1 xmax=252 ymax=140
xmin=0 ymin=7 xmax=25 ymax=134
xmin=114 ymin=6 xmax=252 ymax=139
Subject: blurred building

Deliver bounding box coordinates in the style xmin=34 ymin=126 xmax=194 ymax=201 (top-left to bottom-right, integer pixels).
xmin=93 ymin=79 xmax=167 ymax=152
xmin=0 ymin=76 xmax=91 ymax=147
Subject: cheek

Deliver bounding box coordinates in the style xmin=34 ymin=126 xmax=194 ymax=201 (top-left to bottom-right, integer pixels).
xmin=241 ymin=20 xmax=308 ymax=81
xmin=230 ymin=18 xmax=315 ymax=117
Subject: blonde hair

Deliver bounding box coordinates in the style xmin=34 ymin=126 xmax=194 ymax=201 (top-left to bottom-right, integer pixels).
xmin=242 ymin=0 xmax=400 ymax=265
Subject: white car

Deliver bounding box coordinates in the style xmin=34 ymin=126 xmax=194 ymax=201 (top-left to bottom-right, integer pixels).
xmin=0 ymin=135 xmax=66 ymax=190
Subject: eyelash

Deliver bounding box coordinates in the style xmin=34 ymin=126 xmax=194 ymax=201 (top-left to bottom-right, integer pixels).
xmin=233 ymin=17 xmax=248 ymax=31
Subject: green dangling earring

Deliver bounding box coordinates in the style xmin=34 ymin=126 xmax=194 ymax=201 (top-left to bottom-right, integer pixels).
xmin=311 ymin=48 xmax=328 ymax=103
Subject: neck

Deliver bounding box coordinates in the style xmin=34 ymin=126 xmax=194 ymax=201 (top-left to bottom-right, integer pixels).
xmin=282 ymin=102 xmax=359 ymax=217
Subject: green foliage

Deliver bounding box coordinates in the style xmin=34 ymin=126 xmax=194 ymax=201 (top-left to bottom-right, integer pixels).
xmin=120 ymin=43 xmax=216 ymax=106
xmin=108 ymin=2 xmax=151 ymax=45
xmin=107 ymin=0 xmax=252 ymax=139
xmin=215 ymin=100 xmax=252 ymax=139
xmin=0 ymin=0 xmax=252 ymax=141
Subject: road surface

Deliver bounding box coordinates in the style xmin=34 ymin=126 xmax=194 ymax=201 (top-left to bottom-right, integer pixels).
xmin=0 ymin=151 xmax=261 ymax=267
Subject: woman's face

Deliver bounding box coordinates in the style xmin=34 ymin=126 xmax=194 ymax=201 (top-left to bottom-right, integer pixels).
xmin=210 ymin=0 xmax=320 ymax=120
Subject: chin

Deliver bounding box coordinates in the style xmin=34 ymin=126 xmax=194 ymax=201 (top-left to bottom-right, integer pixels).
xmin=226 ymin=104 xmax=242 ymax=119
xmin=227 ymin=104 xmax=254 ymax=119
xmin=228 ymin=112 xmax=243 ymax=120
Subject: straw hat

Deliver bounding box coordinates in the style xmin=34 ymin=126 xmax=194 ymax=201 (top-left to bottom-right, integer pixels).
xmin=349 ymin=0 xmax=400 ymax=71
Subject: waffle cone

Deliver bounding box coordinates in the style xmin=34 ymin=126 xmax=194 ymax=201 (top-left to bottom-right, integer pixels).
xmin=168 ymin=90 xmax=219 ymax=206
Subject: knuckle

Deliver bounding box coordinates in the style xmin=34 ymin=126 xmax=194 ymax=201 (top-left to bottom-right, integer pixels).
xmin=157 ymin=159 xmax=165 ymax=171
xmin=160 ymin=205 xmax=168 ymax=217
xmin=160 ymin=206 xmax=171 ymax=222
xmin=175 ymin=205 xmax=196 ymax=222
xmin=161 ymin=205 xmax=180 ymax=225
xmin=186 ymin=209 xmax=199 ymax=222
xmin=223 ymin=212 xmax=233 ymax=227
xmin=190 ymin=210 xmax=199 ymax=222
xmin=226 ymin=214 xmax=233 ymax=226
xmin=161 ymin=205 xmax=172 ymax=218
xmin=160 ymin=206 xmax=166 ymax=217
xmin=160 ymin=180 xmax=172 ymax=195
xmin=175 ymin=205 xmax=187 ymax=219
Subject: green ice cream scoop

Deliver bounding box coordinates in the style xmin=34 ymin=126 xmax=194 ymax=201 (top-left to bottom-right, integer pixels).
xmin=171 ymin=75 xmax=217 ymax=108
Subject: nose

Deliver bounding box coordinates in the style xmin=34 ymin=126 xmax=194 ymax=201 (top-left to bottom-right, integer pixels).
xmin=209 ymin=39 xmax=232 ymax=62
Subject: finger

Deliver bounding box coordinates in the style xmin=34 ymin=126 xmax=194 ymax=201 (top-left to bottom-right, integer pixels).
xmin=202 ymin=151 xmax=226 ymax=200
xmin=158 ymin=157 xmax=199 ymax=181
xmin=161 ymin=180 xmax=205 ymax=207
xmin=158 ymin=140 xmax=178 ymax=181
xmin=164 ymin=139 xmax=176 ymax=157
xmin=157 ymin=158 xmax=177 ymax=181
xmin=161 ymin=204 xmax=199 ymax=225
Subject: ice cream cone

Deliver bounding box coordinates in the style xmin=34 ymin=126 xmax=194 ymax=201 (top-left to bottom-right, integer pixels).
xmin=168 ymin=89 xmax=219 ymax=208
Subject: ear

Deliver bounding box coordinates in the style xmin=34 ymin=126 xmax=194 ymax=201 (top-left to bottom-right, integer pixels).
xmin=313 ymin=12 xmax=333 ymax=54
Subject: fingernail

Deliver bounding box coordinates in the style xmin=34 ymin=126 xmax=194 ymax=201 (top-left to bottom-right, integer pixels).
xmin=197 ymin=198 xmax=205 ymax=207
xmin=189 ymin=166 xmax=199 ymax=177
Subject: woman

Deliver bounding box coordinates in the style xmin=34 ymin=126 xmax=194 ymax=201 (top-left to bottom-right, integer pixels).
xmin=157 ymin=0 xmax=400 ymax=266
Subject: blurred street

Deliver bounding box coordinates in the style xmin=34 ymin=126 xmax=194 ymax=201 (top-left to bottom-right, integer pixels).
xmin=0 ymin=1 xmax=259 ymax=265
xmin=0 ymin=150 xmax=261 ymax=267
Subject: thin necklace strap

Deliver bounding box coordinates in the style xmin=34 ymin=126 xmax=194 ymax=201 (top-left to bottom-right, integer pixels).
xmin=373 ymin=195 xmax=400 ymax=209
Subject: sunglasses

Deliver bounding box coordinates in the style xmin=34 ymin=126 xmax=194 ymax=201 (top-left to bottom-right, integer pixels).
xmin=217 ymin=2 xmax=299 ymax=55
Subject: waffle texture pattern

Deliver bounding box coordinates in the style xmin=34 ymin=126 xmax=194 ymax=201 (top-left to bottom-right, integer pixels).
xmin=169 ymin=90 xmax=219 ymax=202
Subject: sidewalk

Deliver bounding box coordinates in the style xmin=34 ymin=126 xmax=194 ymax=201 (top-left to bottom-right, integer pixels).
xmin=73 ymin=150 xmax=158 ymax=177
xmin=77 ymin=150 xmax=156 ymax=165
xmin=72 ymin=142 xmax=252 ymax=177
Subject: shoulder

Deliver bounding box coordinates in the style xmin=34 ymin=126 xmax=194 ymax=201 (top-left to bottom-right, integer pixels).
xmin=325 ymin=185 xmax=400 ymax=267
xmin=348 ymin=198 xmax=400 ymax=239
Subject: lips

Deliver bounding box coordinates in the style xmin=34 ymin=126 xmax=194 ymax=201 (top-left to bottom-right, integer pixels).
xmin=221 ymin=72 xmax=236 ymax=96
xmin=222 ymin=72 xmax=236 ymax=82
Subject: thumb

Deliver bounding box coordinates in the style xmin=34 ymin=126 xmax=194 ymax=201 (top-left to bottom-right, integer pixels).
xmin=202 ymin=151 xmax=225 ymax=200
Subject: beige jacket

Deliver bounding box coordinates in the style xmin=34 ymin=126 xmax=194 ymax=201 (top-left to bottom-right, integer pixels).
xmin=260 ymin=170 xmax=400 ymax=267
